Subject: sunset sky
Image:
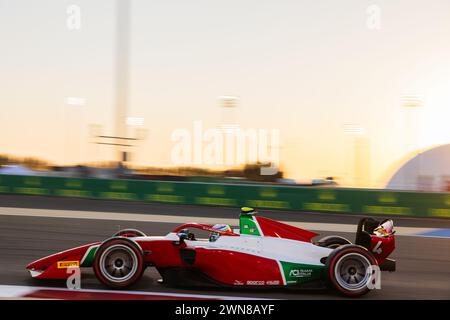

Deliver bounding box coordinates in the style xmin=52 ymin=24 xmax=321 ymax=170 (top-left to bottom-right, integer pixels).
xmin=1 ymin=0 xmax=450 ymax=187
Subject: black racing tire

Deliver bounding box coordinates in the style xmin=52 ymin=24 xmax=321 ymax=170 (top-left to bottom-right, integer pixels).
xmin=325 ymin=244 xmax=378 ymax=297
xmin=113 ymin=228 xmax=147 ymax=238
xmin=93 ymin=237 xmax=145 ymax=289
xmin=317 ymin=236 xmax=352 ymax=249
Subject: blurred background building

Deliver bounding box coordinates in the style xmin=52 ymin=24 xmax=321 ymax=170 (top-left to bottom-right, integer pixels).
xmin=386 ymin=144 xmax=450 ymax=192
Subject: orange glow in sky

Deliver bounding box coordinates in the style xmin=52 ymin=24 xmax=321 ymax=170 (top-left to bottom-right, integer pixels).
xmin=1 ymin=1 xmax=450 ymax=187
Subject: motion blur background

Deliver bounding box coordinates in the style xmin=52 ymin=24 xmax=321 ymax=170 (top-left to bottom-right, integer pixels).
xmin=1 ymin=0 xmax=450 ymax=191
xmin=1 ymin=1 xmax=450 ymax=300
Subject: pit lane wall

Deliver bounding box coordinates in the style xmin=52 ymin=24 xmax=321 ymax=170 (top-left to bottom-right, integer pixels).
xmin=0 ymin=174 xmax=449 ymax=218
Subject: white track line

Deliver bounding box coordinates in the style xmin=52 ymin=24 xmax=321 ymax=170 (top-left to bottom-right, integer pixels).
xmin=0 ymin=285 xmax=37 ymax=298
xmin=0 ymin=206 xmax=442 ymax=237
xmin=0 ymin=284 xmax=267 ymax=300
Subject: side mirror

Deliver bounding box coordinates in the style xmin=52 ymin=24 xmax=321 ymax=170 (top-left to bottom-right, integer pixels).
xmin=178 ymin=233 xmax=188 ymax=241
xmin=173 ymin=229 xmax=189 ymax=245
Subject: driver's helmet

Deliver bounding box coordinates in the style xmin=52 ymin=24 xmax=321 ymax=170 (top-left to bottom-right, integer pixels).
xmin=209 ymin=224 xmax=232 ymax=242
xmin=373 ymin=220 xmax=395 ymax=237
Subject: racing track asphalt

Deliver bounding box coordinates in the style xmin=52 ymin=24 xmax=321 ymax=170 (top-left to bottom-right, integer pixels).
xmin=0 ymin=194 xmax=449 ymax=299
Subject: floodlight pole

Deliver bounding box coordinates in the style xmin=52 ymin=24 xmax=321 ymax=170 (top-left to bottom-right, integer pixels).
xmin=114 ymin=0 xmax=131 ymax=162
xmin=401 ymin=95 xmax=423 ymax=190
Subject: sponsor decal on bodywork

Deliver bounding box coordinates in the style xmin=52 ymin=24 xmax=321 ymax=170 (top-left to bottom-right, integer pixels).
xmin=244 ymin=280 xmax=280 ymax=286
xmin=279 ymin=261 xmax=323 ymax=284
xmin=57 ymin=261 xmax=79 ymax=269
xmin=239 ymin=215 xmax=262 ymax=236
xmin=80 ymin=245 xmax=99 ymax=267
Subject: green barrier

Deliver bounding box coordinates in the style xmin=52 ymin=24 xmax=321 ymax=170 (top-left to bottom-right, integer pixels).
xmin=0 ymin=174 xmax=449 ymax=218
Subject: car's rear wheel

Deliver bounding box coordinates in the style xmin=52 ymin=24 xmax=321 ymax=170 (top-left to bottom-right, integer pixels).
xmin=325 ymin=244 xmax=378 ymax=297
xmin=317 ymin=236 xmax=352 ymax=249
xmin=93 ymin=238 xmax=145 ymax=289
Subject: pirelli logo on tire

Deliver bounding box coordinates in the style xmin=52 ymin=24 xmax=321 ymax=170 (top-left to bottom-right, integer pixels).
xmin=57 ymin=261 xmax=80 ymax=269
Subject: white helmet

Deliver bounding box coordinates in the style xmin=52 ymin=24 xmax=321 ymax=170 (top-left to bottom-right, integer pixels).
xmin=209 ymin=224 xmax=232 ymax=242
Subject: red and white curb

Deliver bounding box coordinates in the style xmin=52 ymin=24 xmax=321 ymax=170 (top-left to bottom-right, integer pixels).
xmin=0 ymin=285 xmax=265 ymax=300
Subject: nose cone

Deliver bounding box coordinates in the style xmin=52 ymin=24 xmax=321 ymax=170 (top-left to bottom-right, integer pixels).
xmin=26 ymin=259 xmax=44 ymax=270
xmin=25 ymin=242 xmax=101 ymax=279
xmin=26 ymin=255 xmax=55 ymax=277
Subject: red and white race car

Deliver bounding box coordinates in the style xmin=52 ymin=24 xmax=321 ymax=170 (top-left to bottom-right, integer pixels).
xmin=27 ymin=207 xmax=396 ymax=297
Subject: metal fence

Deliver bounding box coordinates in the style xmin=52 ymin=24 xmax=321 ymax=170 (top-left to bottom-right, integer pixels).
xmin=0 ymin=174 xmax=449 ymax=218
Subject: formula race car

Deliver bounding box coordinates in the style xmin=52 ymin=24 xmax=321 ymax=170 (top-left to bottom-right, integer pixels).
xmin=27 ymin=207 xmax=396 ymax=297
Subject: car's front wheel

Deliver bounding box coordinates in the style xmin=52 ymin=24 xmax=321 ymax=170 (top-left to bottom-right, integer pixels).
xmin=113 ymin=228 xmax=146 ymax=238
xmin=93 ymin=238 xmax=145 ymax=289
